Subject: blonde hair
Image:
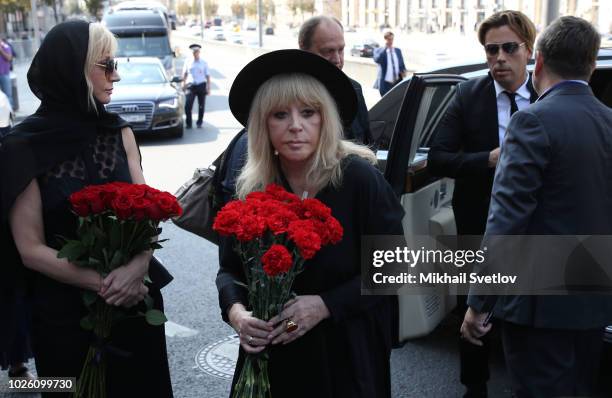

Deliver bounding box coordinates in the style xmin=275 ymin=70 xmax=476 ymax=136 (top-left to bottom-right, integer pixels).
xmin=236 ymin=73 xmax=376 ymax=199
xmin=84 ymin=22 xmax=117 ymax=112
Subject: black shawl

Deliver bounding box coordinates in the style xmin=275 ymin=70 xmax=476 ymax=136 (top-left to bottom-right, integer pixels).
xmin=0 ymin=20 xmax=129 ymax=289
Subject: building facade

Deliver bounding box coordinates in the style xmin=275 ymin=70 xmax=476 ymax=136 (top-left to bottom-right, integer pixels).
xmin=338 ymin=0 xmax=611 ymax=33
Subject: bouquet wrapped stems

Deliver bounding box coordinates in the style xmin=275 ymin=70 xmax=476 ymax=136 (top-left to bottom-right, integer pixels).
xmin=233 ymin=353 xmax=271 ymax=398
xmin=75 ymin=301 xmax=112 ymax=398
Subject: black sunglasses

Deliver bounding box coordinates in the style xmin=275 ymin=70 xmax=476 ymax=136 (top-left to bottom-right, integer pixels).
xmin=94 ymin=59 xmax=118 ymax=78
xmin=484 ymin=42 xmax=526 ymax=56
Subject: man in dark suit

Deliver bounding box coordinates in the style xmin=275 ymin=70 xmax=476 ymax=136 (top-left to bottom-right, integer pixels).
xmin=428 ymin=10 xmax=537 ymax=398
xmin=373 ymin=31 xmax=406 ymax=96
xmin=298 ymin=16 xmax=372 ymax=144
xmin=461 ymin=16 xmax=612 ymax=397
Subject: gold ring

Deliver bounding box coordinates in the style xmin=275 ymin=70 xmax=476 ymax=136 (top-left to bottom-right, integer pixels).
xmin=286 ymin=320 xmax=298 ymax=333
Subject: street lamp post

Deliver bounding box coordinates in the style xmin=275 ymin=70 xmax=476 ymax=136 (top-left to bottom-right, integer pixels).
xmin=258 ymin=0 xmax=263 ymax=48
xmin=200 ymin=0 xmax=205 ymax=39
xmin=30 ymin=0 xmax=40 ymax=50
xmin=545 ymin=0 xmax=560 ymax=26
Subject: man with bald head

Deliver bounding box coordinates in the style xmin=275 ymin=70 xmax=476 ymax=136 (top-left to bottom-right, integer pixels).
xmin=298 ymin=16 xmax=372 ymax=144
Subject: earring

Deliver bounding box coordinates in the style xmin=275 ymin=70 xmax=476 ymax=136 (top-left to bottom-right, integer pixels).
xmin=273 ymin=149 xmax=279 ymax=156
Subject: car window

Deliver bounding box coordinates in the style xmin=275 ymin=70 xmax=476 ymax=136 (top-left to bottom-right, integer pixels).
xmin=115 ymin=33 xmax=171 ymax=57
xmin=383 ymin=75 xmax=465 ymax=196
xmin=590 ymin=68 xmax=612 ymax=108
xmin=116 ymin=63 xmax=166 ymax=84
xmin=369 ymin=80 xmax=410 ymax=151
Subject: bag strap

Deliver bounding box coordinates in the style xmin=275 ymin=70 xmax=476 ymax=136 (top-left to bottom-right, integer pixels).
xmin=209 ymin=128 xmax=248 ymax=209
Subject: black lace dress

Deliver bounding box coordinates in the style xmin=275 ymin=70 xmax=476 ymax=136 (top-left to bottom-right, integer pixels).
xmin=32 ymin=129 xmax=173 ymax=398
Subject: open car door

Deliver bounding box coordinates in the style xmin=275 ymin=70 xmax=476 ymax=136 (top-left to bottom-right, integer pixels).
xmin=370 ymin=74 xmax=467 ymax=341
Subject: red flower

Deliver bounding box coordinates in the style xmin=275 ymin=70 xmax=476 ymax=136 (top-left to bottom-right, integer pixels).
xmin=155 ymin=191 xmax=182 ymax=219
xmin=287 ymin=220 xmax=321 ymax=259
xmin=246 ymin=191 xmax=274 ymax=202
xmin=111 ymin=193 xmax=133 ymax=220
xmin=69 ymin=191 xmax=90 ymax=217
xmin=235 ymin=214 xmax=266 ymax=242
xmin=123 ymin=184 xmax=147 ymax=200
xmin=265 ymin=205 xmax=298 ymax=235
xmin=261 ymin=244 xmax=293 ymax=276
xmin=301 ymin=198 xmax=332 ymax=221
xmin=265 ymin=184 xmax=300 ymax=203
xmin=324 ymin=217 xmax=343 ymax=244
xmin=132 ymin=197 xmax=152 ymax=221
xmin=145 ymin=201 xmax=165 ymax=221
xmin=213 ymin=209 xmax=241 ymax=236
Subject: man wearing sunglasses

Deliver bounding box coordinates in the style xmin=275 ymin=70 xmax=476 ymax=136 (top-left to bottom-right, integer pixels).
xmin=428 ymin=10 xmax=537 ymax=398
xmin=462 ymin=16 xmax=612 ymax=397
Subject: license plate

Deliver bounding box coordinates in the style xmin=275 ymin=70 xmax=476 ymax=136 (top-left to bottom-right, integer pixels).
xmin=122 ymin=114 xmax=146 ymax=122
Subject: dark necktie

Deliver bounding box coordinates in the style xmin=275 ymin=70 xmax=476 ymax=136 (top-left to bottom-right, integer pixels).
xmin=503 ymin=91 xmax=518 ymax=115
xmin=389 ymin=48 xmax=397 ymax=81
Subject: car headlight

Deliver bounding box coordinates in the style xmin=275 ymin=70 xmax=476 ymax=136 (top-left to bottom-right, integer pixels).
xmin=158 ymin=97 xmax=178 ymax=109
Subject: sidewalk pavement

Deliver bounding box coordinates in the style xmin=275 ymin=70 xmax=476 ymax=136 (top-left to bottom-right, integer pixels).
xmin=12 ymin=59 xmax=40 ymax=122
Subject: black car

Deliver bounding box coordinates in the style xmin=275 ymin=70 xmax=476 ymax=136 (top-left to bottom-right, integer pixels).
xmin=107 ymin=57 xmax=185 ymax=138
xmin=103 ymin=9 xmax=174 ymax=73
xmin=350 ymin=40 xmax=379 ymax=58
xmin=368 ymin=49 xmax=612 ymax=342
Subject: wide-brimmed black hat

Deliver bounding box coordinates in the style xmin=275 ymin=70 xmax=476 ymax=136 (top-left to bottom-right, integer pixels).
xmin=229 ymin=49 xmax=357 ymax=127
xmin=189 ymin=43 xmax=202 ymax=51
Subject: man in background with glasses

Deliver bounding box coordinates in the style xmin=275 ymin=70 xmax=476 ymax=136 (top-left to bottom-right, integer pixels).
xmin=427 ymin=10 xmax=537 ymax=398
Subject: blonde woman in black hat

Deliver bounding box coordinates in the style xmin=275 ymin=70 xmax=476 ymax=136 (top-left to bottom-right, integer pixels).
xmin=182 ymin=43 xmax=210 ymax=129
xmin=216 ymin=49 xmax=405 ymax=398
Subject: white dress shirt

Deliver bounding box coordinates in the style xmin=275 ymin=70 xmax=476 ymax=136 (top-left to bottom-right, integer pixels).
xmin=384 ymin=48 xmax=400 ymax=84
xmin=493 ymin=73 xmax=532 ymax=147
xmin=182 ymin=58 xmax=210 ymax=85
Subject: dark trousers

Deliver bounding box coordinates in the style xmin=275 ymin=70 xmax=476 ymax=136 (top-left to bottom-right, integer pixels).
xmin=378 ymin=79 xmax=399 ymax=96
xmin=459 ymin=295 xmax=490 ymax=389
xmin=502 ymin=321 xmax=603 ymax=398
xmin=185 ymin=82 xmax=206 ymax=126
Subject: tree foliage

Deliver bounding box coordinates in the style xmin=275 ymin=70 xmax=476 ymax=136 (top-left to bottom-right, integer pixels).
xmin=0 ymin=0 xmax=30 ymax=12
xmin=231 ymin=2 xmax=244 ymax=19
xmin=287 ymin=0 xmax=314 ymax=16
xmin=84 ymin=0 xmax=103 ymax=18
xmin=245 ymin=0 xmax=274 ymax=19
xmin=204 ymin=0 xmax=218 ymax=17
xmin=177 ymin=1 xmax=191 ymax=16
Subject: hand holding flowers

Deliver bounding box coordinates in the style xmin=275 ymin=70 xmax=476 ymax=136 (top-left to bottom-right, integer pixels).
xmin=57 ymin=181 xmax=182 ymax=398
xmin=213 ymin=183 xmax=343 ymax=398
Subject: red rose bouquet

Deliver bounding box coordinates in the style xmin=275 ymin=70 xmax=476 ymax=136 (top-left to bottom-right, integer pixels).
xmin=213 ymin=184 xmax=343 ymax=398
xmin=57 ymin=182 xmax=182 ymax=398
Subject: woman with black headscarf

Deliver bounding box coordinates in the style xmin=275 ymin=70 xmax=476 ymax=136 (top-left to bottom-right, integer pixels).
xmin=0 ymin=21 xmax=173 ymax=397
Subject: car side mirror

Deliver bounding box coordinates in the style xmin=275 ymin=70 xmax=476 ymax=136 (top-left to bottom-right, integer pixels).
xmin=171 ymin=76 xmax=183 ymax=83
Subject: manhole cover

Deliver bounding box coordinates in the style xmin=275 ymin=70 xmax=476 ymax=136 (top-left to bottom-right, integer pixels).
xmin=195 ymin=334 xmax=239 ymax=380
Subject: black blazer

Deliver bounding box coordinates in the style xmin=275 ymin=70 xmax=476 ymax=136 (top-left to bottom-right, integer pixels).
xmin=428 ymin=74 xmax=538 ymax=234
xmin=468 ymin=82 xmax=612 ymax=329
xmin=347 ymin=78 xmax=372 ymax=145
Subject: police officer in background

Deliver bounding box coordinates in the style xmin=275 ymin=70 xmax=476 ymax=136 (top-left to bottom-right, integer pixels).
xmin=182 ymin=43 xmax=211 ymax=129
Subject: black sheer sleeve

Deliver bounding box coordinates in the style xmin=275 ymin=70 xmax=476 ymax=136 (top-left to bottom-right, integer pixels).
xmin=320 ymin=158 xmax=404 ymax=322
xmin=216 ymin=236 xmax=248 ymax=323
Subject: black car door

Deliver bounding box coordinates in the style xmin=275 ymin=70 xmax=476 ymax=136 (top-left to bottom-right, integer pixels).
xmin=369 ymin=74 xmax=468 ymax=340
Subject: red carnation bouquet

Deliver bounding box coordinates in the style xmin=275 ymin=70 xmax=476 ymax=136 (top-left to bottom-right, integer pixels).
xmin=213 ymin=184 xmax=343 ymax=398
xmin=57 ymin=182 xmax=182 ymax=398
